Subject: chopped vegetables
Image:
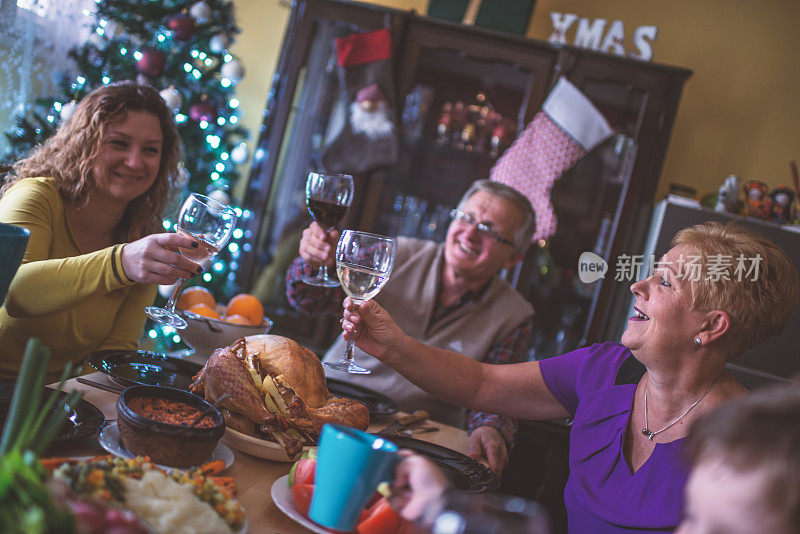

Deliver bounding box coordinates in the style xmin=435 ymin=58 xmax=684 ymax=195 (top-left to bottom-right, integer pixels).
xmin=197 ymin=459 xmax=227 ymax=477
xmin=54 ymin=456 xmax=245 ymax=531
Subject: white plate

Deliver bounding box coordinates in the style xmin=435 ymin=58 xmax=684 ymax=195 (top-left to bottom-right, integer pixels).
xmin=221 ymin=427 xmax=311 ymax=463
xmin=271 ymin=474 xmax=333 ymax=534
xmin=98 ymin=422 xmax=234 ymax=472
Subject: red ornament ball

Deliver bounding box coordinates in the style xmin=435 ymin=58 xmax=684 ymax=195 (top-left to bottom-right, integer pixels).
xmin=167 ymin=14 xmax=196 ymax=41
xmin=189 ymin=101 xmax=217 ymax=122
xmin=135 ymin=49 xmax=167 ymax=77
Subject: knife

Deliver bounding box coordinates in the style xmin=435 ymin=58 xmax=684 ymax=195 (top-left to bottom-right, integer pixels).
xmin=377 ymin=410 xmax=430 ymax=435
xmin=76 ymin=377 xmax=124 ymax=394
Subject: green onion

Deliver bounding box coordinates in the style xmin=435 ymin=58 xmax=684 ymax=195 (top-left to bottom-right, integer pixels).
xmin=0 ymin=339 xmax=49 ymax=455
xmin=0 ymin=338 xmax=80 ymax=533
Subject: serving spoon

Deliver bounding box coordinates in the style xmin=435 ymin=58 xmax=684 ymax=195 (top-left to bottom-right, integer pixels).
xmin=188 ymin=393 xmax=229 ymax=427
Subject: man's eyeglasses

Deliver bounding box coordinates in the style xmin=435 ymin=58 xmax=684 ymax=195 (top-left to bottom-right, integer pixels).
xmin=450 ymin=208 xmax=515 ymax=247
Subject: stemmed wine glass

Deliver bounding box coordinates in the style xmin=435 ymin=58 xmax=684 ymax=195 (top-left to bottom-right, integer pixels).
xmin=325 ymin=230 xmax=396 ymax=374
xmin=302 ymin=171 xmax=354 ymax=287
xmin=145 ymin=193 xmax=238 ymax=329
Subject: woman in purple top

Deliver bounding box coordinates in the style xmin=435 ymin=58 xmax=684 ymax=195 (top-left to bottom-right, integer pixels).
xmin=340 ymin=222 xmax=799 ymax=533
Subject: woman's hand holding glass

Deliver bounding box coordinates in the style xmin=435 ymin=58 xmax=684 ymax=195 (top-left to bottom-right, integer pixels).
xmin=120 ymin=233 xmax=203 ymax=286
xmin=341 ymin=298 xmax=406 ymax=363
xmin=144 ymin=193 xmax=237 ymax=329
xmin=326 ymin=230 xmax=395 ymax=374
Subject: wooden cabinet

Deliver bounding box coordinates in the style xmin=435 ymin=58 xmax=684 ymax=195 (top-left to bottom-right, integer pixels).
xmin=237 ymin=0 xmax=691 ymax=355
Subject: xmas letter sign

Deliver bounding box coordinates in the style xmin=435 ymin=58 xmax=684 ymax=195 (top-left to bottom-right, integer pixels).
xmin=549 ymin=12 xmax=657 ymax=61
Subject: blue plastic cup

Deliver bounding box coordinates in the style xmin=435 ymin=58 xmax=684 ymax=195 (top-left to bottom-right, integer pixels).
xmin=309 ymin=424 xmax=399 ymax=531
xmin=0 ymin=223 xmax=30 ymax=307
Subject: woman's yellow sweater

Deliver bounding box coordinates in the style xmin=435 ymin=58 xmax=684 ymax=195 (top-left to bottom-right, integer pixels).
xmin=0 ymin=178 xmax=156 ymax=381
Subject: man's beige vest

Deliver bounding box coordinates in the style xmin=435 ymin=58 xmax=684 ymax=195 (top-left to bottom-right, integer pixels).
xmin=323 ymin=238 xmax=534 ymax=426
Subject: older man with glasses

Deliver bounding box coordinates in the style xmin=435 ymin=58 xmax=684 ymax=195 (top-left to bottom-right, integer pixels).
xmin=285 ymin=179 xmax=536 ymax=475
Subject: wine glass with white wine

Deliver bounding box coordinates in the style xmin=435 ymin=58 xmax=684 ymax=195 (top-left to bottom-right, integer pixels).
xmin=326 ymin=230 xmax=396 ymax=374
xmin=145 ymin=193 xmax=237 ymax=329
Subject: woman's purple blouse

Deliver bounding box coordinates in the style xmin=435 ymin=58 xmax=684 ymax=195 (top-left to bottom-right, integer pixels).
xmin=539 ymin=342 xmax=689 ymax=533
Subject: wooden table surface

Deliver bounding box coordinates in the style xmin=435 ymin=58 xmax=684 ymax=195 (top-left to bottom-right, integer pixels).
xmin=50 ymin=372 xmax=470 ymax=534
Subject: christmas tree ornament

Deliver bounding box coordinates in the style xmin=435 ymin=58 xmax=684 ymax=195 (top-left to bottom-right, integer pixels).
xmin=60 ymin=101 xmax=78 ymax=122
xmin=189 ymin=1 xmax=211 ymax=24
xmin=189 ymin=100 xmax=217 ymax=122
xmin=320 ymin=28 xmax=398 ymax=174
xmin=87 ymin=46 xmax=104 ymax=67
xmin=135 ymin=48 xmax=167 ymax=77
xmin=159 ymin=86 xmax=183 ymax=112
xmin=220 ymin=58 xmax=244 ymax=83
xmin=490 ymin=78 xmax=613 ymax=242
xmin=209 ymin=33 xmax=231 ymax=53
xmin=208 ymin=189 xmax=231 ymax=205
xmin=104 ymin=20 xmax=121 ymax=40
xmin=230 ymin=143 xmax=249 ymax=164
xmin=88 ymin=31 xmax=104 ymax=48
xmin=167 ymin=14 xmax=196 ymax=41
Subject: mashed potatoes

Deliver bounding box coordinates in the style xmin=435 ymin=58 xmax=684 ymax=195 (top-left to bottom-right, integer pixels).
xmin=123 ymin=471 xmax=234 ymax=534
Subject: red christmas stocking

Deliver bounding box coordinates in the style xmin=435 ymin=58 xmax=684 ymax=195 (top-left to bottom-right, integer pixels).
xmin=490 ymin=78 xmax=613 ymax=242
xmin=320 ymin=28 xmax=398 ymax=174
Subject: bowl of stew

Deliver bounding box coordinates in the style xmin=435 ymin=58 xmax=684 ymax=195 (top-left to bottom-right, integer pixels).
xmin=116 ymin=385 xmax=225 ymax=468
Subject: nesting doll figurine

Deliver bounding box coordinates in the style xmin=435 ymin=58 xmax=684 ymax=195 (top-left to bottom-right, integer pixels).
xmin=742 ymin=180 xmax=769 ymax=219
xmin=768 ymin=186 xmax=796 ymax=224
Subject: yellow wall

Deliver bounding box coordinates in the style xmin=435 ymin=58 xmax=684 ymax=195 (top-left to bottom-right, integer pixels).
xmin=232 ymin=0 xmax=800 ymax=203
xmin=529 ymin=0 xmax=800 ymax=202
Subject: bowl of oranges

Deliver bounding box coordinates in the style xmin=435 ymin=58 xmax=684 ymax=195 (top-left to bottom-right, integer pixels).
xmin=176 ymin=287 xmax=273 ymax=362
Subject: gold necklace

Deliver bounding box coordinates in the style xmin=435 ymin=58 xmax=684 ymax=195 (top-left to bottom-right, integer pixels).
xmin=642 ymin=377 xmax=720 ymax=441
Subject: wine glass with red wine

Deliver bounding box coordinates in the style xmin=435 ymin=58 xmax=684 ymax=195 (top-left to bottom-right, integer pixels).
xmin=302 ymin=171 xmax=354 ymax=287
xmin=145 ymin=193 xmax=237 ymax=329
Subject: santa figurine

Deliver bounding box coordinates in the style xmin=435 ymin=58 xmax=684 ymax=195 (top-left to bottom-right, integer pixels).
xmin=768 ymin=185 xmax=795 ymax=224
xmin=742 ymin=180 xmax=769 ymax=219
xmin=350 ymin=83 xmax=395 ymax=141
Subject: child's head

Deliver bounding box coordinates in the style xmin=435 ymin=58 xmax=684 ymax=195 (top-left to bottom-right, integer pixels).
xmin=677 ymin=385 xmax=800 ymax=534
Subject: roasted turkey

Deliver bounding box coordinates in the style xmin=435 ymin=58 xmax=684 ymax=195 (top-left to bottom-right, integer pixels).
xmin=190 ymin=334 xmax=369 ymax=459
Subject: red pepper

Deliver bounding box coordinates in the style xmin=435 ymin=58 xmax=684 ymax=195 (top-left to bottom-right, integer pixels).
xmin=289 ymin=457 xmax=316 ymax=487
xmin=291 ymin=483 xmax=315 ymax=517
xmin=356 ymin=497 xmax=402 ymax=534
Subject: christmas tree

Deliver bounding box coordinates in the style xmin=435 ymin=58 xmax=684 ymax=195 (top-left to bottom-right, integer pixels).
xmin=3 ymin=0 xmax=252 ymax=351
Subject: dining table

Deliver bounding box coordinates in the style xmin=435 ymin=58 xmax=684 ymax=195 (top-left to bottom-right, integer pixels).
xmin=48 ymin=372 xmax=472 ymax=534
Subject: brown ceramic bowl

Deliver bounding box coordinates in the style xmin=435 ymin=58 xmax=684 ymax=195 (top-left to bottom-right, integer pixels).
xmin=116 ymin=385 xmax=225 ymax=468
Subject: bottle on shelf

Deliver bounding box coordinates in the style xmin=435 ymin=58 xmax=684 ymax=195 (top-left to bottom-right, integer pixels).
xmin=436 ymin=101 xmax=453 ymax=144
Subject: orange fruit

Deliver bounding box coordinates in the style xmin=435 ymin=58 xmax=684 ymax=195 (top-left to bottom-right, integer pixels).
xmin=224 ymin=314 xmax=252 ymax=326
xmin=187 ymin=303 xmax=221 ymax=320
xmin=226 ymin=293 xmax=263 ymax=326
xmin=177 ymin=286 xmax=216 ymax=311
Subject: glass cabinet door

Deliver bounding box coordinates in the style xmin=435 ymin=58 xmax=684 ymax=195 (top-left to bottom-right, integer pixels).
xmin=364 ymin=23 xmax=557 ymax=241
xmin=244 ymin=6 xmax=400 ymax=350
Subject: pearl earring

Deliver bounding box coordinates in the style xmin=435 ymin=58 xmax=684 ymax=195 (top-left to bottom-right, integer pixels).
xmin=694 ymin=337 xmax=702 ymax=346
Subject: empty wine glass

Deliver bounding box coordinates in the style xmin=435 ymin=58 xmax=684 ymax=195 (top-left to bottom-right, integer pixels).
xmin=326 ymin=230 xmax=396 ymax=374
xmin=302 ymin=171 xmax=354 ymax=287
xmin=145 ymin=193 xmax=237 ymax=329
